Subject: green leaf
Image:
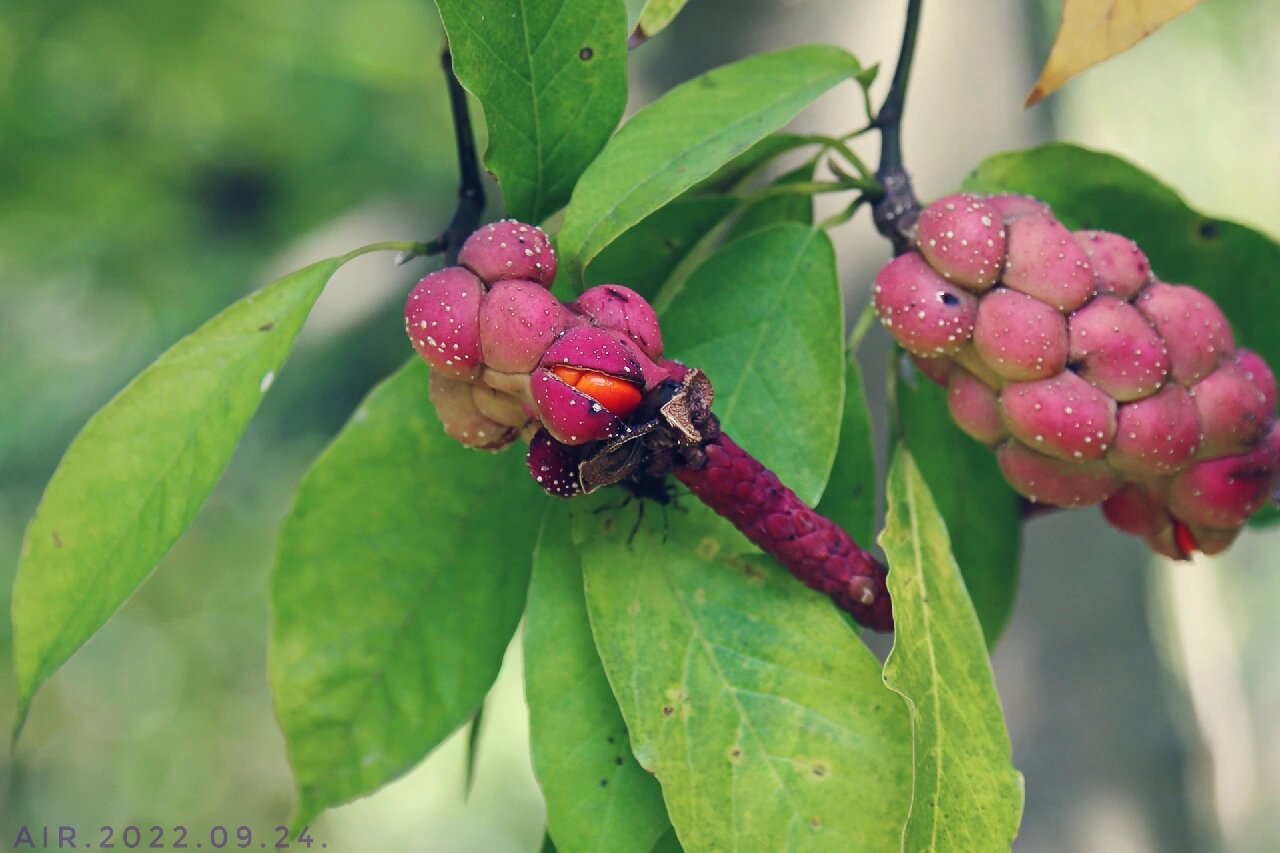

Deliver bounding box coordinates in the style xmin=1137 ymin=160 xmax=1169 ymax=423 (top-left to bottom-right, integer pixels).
xmin=690 ymin=132 xmax=815 ymax=196
xmin=963 ymin=142 xmax=1280 ymax=528
xmin=898 ymin=376 xmax=1022 ymax=647
xmin=585 ymin=195 xmax=739 ymax=299
xmin=527 ymin=504 xmax=675 ymax=850
xmin=815 ymin=349 xmax=877 ymax=547
xmin=649 ymin=827 xmax=684 ymax=852
xmin=879 ymin=448 xmax=1024 ymax=851
xmin=725 ymin=160 xmax=818 ymax=241
xmin=437 ymin=0 xmax=629 ymax=224
xmin=270 ymin=359 xmax=539 ymax=825
xmin=525 ymin=503 xmax=671 ymax=852
xmin=634 ymin=0 xmax=690 ymax=41
xmin=558 ymin=45 xmax=863 ymax=285
xmin=662 ymin=224 xmax=844 ymax=506
xmin=576 ymin=497 xmax=911 ymax=852
xmin=11 ymin=255 xmax=342 ymax=737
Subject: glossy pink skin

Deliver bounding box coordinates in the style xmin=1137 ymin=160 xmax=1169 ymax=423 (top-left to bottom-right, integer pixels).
xmin=1108 ymin=383 xmax=1201 ymax=477
xmin=986 ymin=194 xmax=1050 ymax=223
xmin=1072 ymin=231 xmax=1152 ymax=301
xmin=531 ymin=327 xmax=654 ymax=445
xmin=526 ymin=429 xmax=584 ymax=498
xmin=997 ymin=440 xmax=1121 ymax=508
xmin=1191 ymin=358 xmax=1273 ymax=458
xmin=458 ymin=219 xmax=557 ymax=288
xmin=972 ymin=288 xmax=1069 ymax=381
xmin=1002 ymin=212 xmax=1096 ymax=312
xmin=1001 ymin=371 xmax=1117 ymax=462
xmin=1135 ymin=282 xmax=1235 ymax=384
xmin=574 ymin=284 xmax=664 ymax=361
xmin=1169 ymin=425 xmax=1280 ymax=527
xmin=541 ymin=326 xmax=648 ymax=386
xmin=673 ymin=432 xmax=892 ymax=632
xmin=873 ymin=252 xmax=978 ymax=357
xmin=405 ymin=267 xmax=486 ymax=380
xmin=1067 ymin=295 xmax=1170 ymax=401
xmin=531 ymin=369 xmax=624 ymax=445
xmin=947 ymin=367 xmax=1005 ymax=445
xmin=427 ymin=371 xmax=517 ymax=450
xmin=479 ymin=280 xmax=578 ymax=373
xmin=1236 ymin=348 xmax=1277 ymax=414
xmin=1101 ymin=484 xmax=1171 ymax=538
xmin=915 ymin=194 xmax=1007 ymax=291
xmin=910 ymin=353 xmax=955 ymax=388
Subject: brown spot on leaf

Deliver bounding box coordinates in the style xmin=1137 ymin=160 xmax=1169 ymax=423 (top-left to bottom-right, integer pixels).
xmin=579 ymin=46 xmax=594 ymax=61
xmin=51 ymin=531 xmax=62 ymax=548
xmin=259 ymin=322 xmax=275 ymax=332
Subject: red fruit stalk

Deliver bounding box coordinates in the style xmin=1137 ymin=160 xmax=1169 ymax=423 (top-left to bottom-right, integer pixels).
xmin=673 ymin=433 xmax=893 ymax=631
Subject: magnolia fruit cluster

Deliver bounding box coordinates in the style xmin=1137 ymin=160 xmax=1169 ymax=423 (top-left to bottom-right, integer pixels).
xmin=407 ymin=219 xmax=893 ymax=629
xmin=404 ymin=220 xmax=673 ymax=492
xmin=874 ymin=193 xmax=1279 ymax=558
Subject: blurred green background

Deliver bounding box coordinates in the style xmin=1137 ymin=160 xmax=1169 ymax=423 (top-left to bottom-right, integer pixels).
xmin=1 ymin=1 xmax=1277 ymax=851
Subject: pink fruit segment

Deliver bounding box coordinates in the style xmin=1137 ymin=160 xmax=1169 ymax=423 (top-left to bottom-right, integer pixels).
xmin=1067 ymin=295 xmax=1170 ymax=402
xmin=910 ymin=353 xmax=955 ymax=388
xmin=996 ymin=441 xmax=1121 ymax=508
xmin=1191 ymin=357 xmax=1273 ymax=458
xmin=915 ymin=194 xmax=1007 ymax=291
xmin=1237 ymin=348 xmax=1278 ymax=413
xmin=986 ymin=194 xmax=1050 ymax=223
xmin=1101 ymin=484 xmax=1170 ymax=539
xmin=458 ymin=219 xmax=557 ymax=288
xmin=972 ymin=288 xmax=1069 ymax=381
xmin=1002 ymin=212 xmax=1096 ymax=312
xmin=873 ymin=252 xmax=978 ymax=357
xmin=1072 ymin=231 xmax=1152 ymax=301
xmin=1135 ymin=282 xmax=1235 ymax=384
xmin=1001 ymin=370 xmax=1117 ymax=462
xmin=428 ymin=371 xmax=517 ymax=450
xmin=479 ymin=280 xmax=577 ymax=374
xmin=947 ymin=367 xmax=1005 ymax=445
xmin=574 ymin=284 xmax=664 ymax=361
xmin=540 ymin=326 xmax=648 ymax=387
xmin=1108 ymin=383 xmax=1201 ymax=476
xmin=531 ymin=367 xmax=624 ymax=445
xmin=1169 ymin=443 xmax=1280 ymax=528
xmin=405 ymin=267 xmax=486 ymax=380
xmin=673 ymin=433 xmax=893 ymax=632
xmin=526 ymin=429 xmax=584 ymax=498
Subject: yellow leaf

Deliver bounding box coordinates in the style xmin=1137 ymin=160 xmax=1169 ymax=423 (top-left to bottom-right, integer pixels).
xmin=1026 ymin=0 xmax=1208 ymax=106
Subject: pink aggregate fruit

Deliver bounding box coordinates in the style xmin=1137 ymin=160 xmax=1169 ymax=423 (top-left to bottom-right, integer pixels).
xmin=458 ymin=219 xmax=557 ymax=288
xmin=405 ymin=219 xmax=896 ymax=631
xmin=875 ymin=193 xmax=1280 ymax=558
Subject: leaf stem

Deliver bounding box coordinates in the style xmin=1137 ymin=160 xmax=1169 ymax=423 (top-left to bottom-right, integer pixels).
xmin=438 ymin=45 xmax=486 ymax=264
xmin=734 ymin=178 xmax=879 ymax=204
xmin=396 ymin=45 xmax=487 ymax=267
xmin=846 ymin=300 xmax=878 ymax=353
xmin=870 ymin=0 xmax=924 ymax=255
